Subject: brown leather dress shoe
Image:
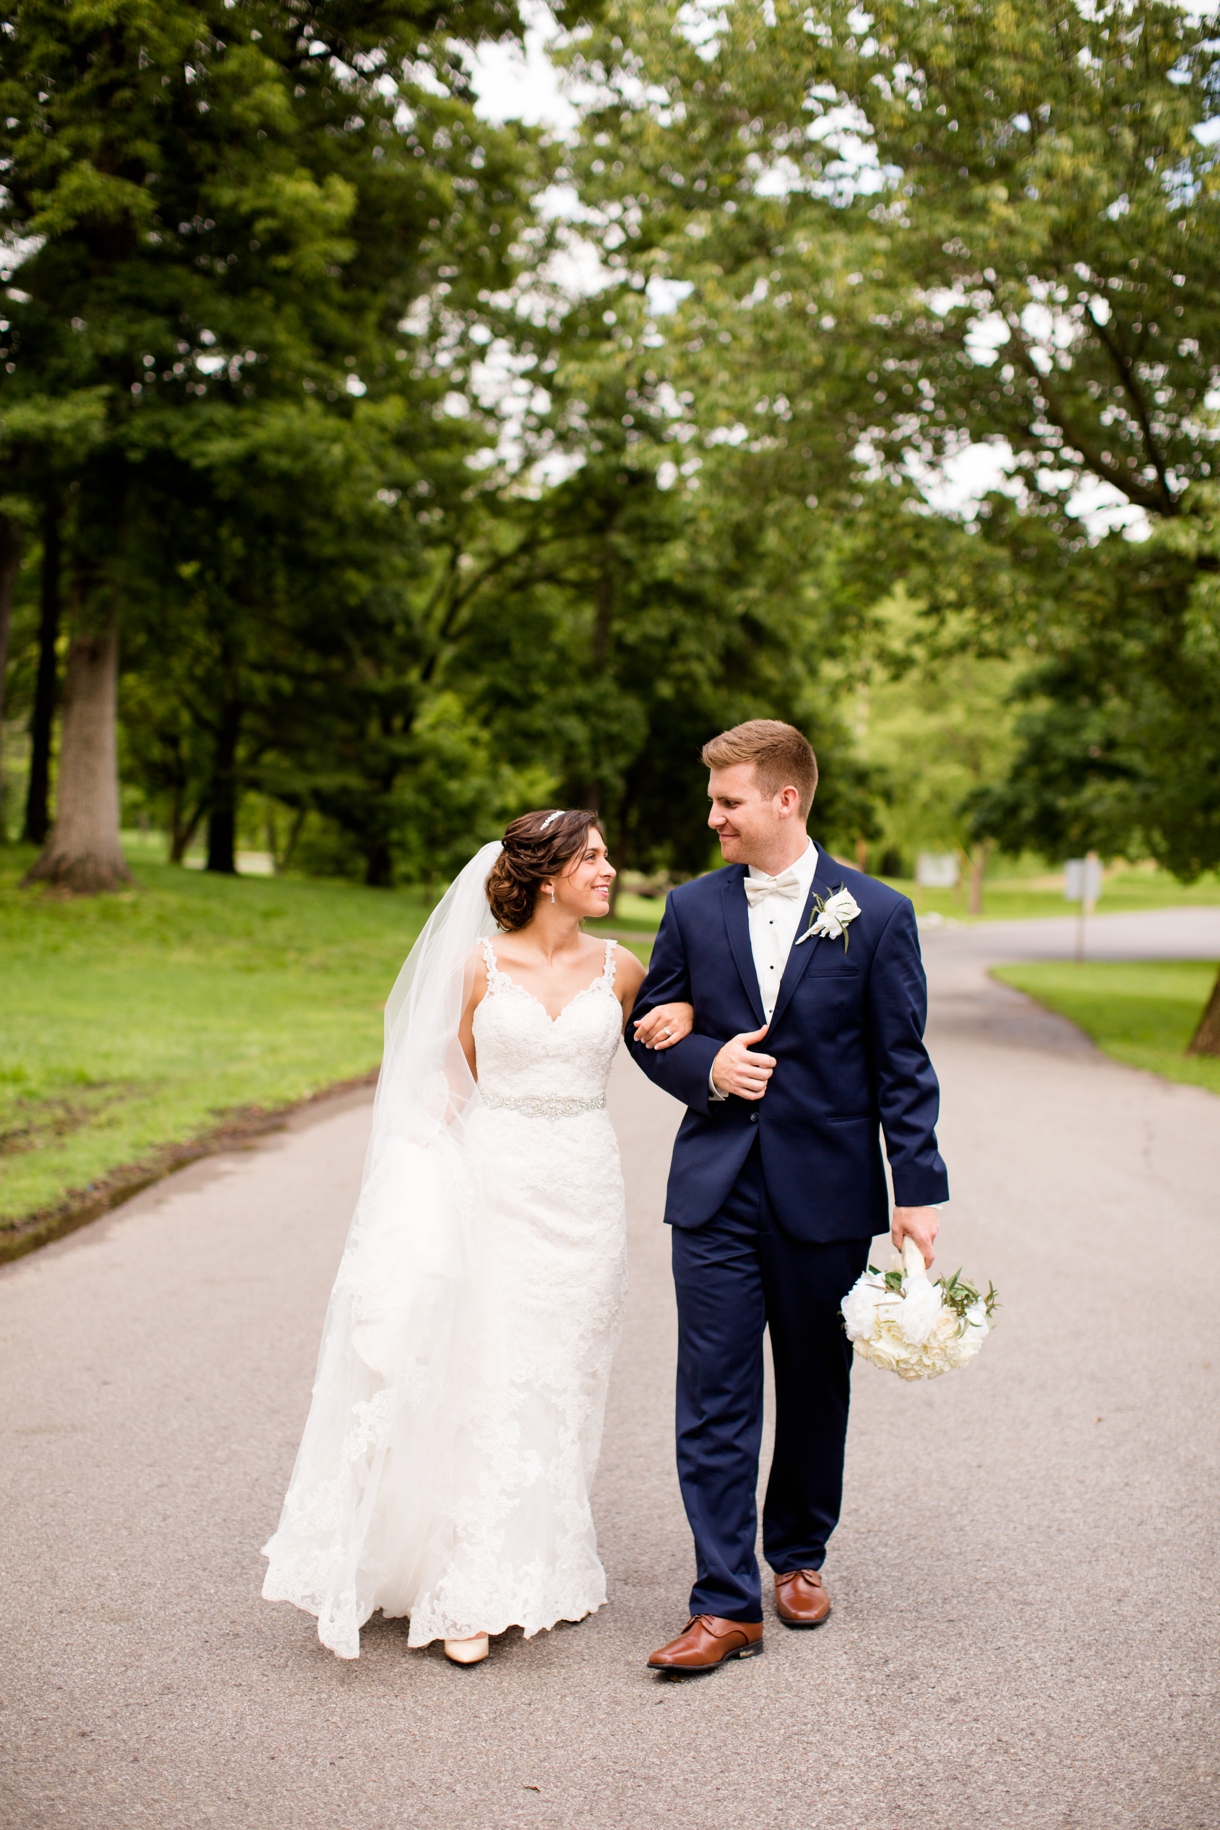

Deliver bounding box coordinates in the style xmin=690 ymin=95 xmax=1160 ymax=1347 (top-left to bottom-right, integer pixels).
xmin=647 ymin=1615 xmax=764 ymax=1673
xmin=774 ymin=1568 xmax=831 ymax=1627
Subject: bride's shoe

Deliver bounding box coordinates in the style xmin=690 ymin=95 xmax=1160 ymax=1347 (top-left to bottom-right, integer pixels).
xmin=443 ymin=1634 xmax=490 ymax=1666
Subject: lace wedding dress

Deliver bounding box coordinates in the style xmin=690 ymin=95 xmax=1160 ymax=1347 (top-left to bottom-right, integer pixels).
xmin=262 ymin=904 xmax=627 ymax=1658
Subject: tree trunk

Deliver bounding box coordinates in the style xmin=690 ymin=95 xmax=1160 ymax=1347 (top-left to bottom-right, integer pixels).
xmin=603 ymin=792 xmax=625 ymax=918
xmin=23 ymin=500 xmax=61 ymax=846
xmin=24 ymin=611 xmax=131 ymax=893
xmin=160 ymin=735 xmax=206 ymax=863
xmin=1187 ymin=965 xmax=1220 ymax=1058
xmin=0 ymin=514 xmax=21 ymax=834
xmin=280 ymin=805 xmax=307 ymax=873
xmin=364 ymin=837 xmax=393 ymax=888
xmin=169 ymin=796 xmax=205 ymax=864
xmin=205 ymin=698 xmax=242 ymax=874
xmin=968 ymin=839 xmax=990 ymax=917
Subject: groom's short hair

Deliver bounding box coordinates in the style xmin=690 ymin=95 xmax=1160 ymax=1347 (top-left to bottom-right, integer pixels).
xmin=702 ymin=720 xmax=819 ymax=818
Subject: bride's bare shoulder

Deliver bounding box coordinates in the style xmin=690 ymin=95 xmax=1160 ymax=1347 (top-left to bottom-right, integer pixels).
xmin=610 ymin=941 xmax=646 ymax=995
xmin=462 ymin=938 xmax=493 ymax=998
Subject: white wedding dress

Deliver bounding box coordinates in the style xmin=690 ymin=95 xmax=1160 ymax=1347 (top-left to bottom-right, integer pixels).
xmin=262 ymin=906 xmax=627 ymax=1658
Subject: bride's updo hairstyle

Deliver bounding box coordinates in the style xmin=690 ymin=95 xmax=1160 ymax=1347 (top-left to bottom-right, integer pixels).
xmin=485 ymin=809 xmax=603 ymax=932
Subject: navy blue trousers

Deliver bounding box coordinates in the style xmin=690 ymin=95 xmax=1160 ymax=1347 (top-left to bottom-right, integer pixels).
xmin=671 ymin=1143 xmax=872 ymax=1622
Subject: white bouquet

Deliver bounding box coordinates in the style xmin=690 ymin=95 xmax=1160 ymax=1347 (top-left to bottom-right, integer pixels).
xmin=841 ymin=1236 xmax=997 ymax=1381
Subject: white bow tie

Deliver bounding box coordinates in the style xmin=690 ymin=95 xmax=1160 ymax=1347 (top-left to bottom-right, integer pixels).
xmin=743 ymin=868 xmax=805 ymax=907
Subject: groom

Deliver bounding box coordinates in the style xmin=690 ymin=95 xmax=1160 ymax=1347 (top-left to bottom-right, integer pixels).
xmin=629 ymin=720 xmax=948 ymax=1673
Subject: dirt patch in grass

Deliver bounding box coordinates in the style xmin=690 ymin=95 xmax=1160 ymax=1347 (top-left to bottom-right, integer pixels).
xmin=0 ymin=1084 xmax=147 ymax=1159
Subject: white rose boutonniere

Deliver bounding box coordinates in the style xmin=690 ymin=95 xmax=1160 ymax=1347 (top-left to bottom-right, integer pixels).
xmin=795 ymin=884 xmax=862 ymax=949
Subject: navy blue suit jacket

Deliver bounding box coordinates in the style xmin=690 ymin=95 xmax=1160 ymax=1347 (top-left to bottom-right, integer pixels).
xmin=627 ymin=854 xmax=949 ymax=1243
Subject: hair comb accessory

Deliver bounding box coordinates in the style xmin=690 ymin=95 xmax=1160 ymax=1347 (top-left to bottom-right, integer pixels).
xmin=539 ymin=810 xmax=565 ymax=831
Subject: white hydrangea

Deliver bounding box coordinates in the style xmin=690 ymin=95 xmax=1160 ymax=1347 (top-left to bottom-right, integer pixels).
xmin=840 ymin=1274 xmax=888 ymax=1341
xmin=896 ymin=1273 xmax=943 ymax=1345
xmin=841 ymin=1242 xmax=995 ymax=1382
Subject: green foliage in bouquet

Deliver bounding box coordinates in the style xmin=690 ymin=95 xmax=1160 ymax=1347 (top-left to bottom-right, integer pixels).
xmin=871 ymin=1263 xmax=999 ymax=1324
xmin=938 ymin=1268 xmax=1000 ymax=1327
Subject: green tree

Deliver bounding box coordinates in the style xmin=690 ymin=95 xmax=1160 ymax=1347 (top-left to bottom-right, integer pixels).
xmin=0 ymin=0 xmax=553 ymax=888
xmin=561 ymin=0 xmax=1219 ymax=533
xmin=448 ymin=294 xmax=886 ymax=885
xmin=561 ymin=0 xmax=1220 ymax=1036
xmin=482 ymin=54 xmax=899 ymax=871
xmin=807 ymin=0 xmax=1220 ymax=905
xmin=0 ymin=509 xmax=25 ymax=831
xmin=119 ymin=380 xmax=517 ymax=883
xmin=846 ymin=590 xmax=1019 ymax=907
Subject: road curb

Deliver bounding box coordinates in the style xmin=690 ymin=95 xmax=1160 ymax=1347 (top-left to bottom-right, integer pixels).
xmin=0 ymin=1070 xmax=378 ymax=1267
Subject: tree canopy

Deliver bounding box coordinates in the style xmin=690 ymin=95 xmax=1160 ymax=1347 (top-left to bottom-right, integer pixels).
xmin=3 ymin=0 xmax=1220 ymax=913
xmin=562 ymin=0 xmax=1220 ymax=877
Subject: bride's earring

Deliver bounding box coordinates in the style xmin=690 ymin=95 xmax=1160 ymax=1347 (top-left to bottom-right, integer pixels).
xmin=546 ymin=886 xmax=556 ymax=903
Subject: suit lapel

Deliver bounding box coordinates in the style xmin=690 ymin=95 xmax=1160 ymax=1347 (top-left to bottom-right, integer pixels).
xmin=721 ymin=867 xmax=766 ymax=1028
xmin=766 ymin=861 xmax=840 ymax=1034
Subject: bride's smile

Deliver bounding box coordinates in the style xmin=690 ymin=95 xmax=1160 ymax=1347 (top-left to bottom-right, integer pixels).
xmin=460 ymin=827 xmax=622 ymax=1033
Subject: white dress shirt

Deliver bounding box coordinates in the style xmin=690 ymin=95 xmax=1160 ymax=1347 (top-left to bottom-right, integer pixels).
xmin=745 ymin=839 xmax=819 ymax=1022
xmin=710 ymin=840 xmax=818 ymax=1099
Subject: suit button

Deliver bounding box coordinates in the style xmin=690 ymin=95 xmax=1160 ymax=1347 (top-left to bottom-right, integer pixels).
xmin=748 ymin=1113 xmax=758 ymax=1124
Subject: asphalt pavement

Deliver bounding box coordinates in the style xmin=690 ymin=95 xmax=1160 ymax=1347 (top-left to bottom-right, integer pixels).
xmin=1 ymin=908 xmax=1218 ymax=1830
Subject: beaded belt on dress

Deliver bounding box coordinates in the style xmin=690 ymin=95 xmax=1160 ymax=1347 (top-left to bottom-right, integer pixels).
xmin=481 ymin=1092 xmax=606 ymax=1119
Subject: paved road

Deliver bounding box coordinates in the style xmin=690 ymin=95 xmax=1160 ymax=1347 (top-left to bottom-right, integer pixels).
xmin=2 ymin=911 xmax=1218 ymax=1830
xmin=917 ymin=901 xmax=1220 ymax=964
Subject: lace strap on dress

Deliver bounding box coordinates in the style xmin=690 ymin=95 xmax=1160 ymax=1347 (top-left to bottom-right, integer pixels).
xmin=480 ymin=936 xmax=505 ymax=989
xmin=602 ymin=939 xmax=617 ymax=987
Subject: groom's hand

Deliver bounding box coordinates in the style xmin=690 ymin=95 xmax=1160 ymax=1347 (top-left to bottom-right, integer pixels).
xmin=892 ymin=1206 xmax=940 ymax=1268
xmin=711 ymin=1026 xmax=775 ymax=1101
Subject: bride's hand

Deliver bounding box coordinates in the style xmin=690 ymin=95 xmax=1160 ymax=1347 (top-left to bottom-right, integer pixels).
xmin=633 ymin=1002 xmax=695 ymax=1050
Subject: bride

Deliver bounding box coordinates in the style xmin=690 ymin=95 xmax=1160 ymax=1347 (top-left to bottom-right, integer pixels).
xmin=262 ymin=809 xmax=692 ymax=1665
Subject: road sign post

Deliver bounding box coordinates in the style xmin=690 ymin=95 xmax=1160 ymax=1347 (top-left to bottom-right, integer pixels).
xmin=1064 ymin=852 xmax=1103 ymax=961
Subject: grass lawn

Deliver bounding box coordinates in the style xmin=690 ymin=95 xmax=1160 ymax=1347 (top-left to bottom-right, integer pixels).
xmin=993 ymin=960 xmax=1220 ymax=1098
xmin=610 ymin=890 xmax=666 ymax=933
xmin=0 ymin=842 xmax=664 ymax=1244
xmin=0 ymin=844 xmax=438 ymax=1238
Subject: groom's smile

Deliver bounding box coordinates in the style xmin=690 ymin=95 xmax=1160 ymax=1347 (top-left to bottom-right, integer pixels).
xmin=707 ymin=761 xmax=809 ymax=877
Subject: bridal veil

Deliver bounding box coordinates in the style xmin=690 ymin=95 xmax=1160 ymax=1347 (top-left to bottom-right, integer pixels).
xmin=261 ymin=842 xmax=501 ymax=1657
